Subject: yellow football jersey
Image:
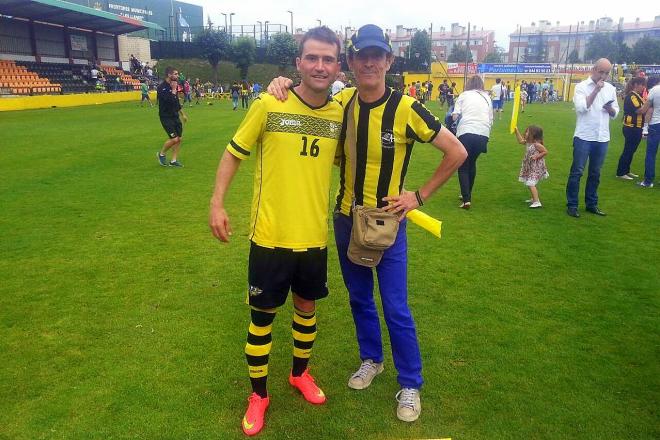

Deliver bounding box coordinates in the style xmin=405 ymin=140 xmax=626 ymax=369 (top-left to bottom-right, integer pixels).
xmin=227 ymin=90 xmax=343 ymax=249
xmin=332 ymin=87 xmax=442 ymax=216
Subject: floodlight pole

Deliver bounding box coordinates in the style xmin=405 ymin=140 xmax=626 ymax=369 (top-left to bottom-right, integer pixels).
xmin=229 ymin=12 xmax=235 ymax=41
xmin=514 ymin=25 xmax=522 ymax=87
xmin=287 ymin=10 xmax=293 ymax=35
xmin=463 ymin=22 xmax=470 ymax=89
xmin=257 ymin=21 xmax=263 ymax=45
xmin=221 ymin=13 xmax=227 ymax=32
xmin=428 ymin=22 xmax=433 ymax=83
xmin=562 ymin=24 xmax=573 ymax=100
xmin=567 ymin=21 xmax=580 ymax=102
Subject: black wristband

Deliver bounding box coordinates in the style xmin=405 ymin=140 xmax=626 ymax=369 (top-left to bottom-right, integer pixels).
xmin=415 ymin=190 xmax=424 ymax=206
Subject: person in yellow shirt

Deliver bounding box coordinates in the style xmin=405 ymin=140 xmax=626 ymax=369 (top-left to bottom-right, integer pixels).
xmin=209 ymin=27 xmax=343 ymax=437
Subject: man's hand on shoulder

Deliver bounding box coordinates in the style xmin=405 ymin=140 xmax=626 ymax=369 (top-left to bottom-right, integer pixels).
xmin=267 ymin=77 xmax=293 ymax=101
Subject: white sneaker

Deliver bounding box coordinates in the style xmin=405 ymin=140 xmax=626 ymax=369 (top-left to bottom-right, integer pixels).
xmin=616 ymin=174 xmax=633 ymax=180
xmin=627 ymin=172 xmax=639 ymax=178
xmin=348 ymin=359 xmax=384 ymax=390
xmin=525 ymin=199 xmax=533 ymax=203
xmin=639 ymin=181 xmax=654 ymax=188
xmin=529 ymin=201 xmax=542 ymax=208
xmin=395 ymin=388 xmax=421 ymax=422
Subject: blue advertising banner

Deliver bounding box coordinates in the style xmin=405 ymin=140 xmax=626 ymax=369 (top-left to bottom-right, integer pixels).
xmin=638 ymin=65 xmax=660 ymax=75
xmin=478 ymin=64 xmax=553 ymax=74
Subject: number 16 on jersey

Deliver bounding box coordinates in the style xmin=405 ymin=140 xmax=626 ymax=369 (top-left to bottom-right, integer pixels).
xmin=300 ymin=136 xmax=320 ymax=157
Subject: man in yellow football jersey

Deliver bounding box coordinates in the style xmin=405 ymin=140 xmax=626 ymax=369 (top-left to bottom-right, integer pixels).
xmin=267 ymin=24 xmax=467 ymax=423
xmin=209 ymin=27 xmax=343 ymax=436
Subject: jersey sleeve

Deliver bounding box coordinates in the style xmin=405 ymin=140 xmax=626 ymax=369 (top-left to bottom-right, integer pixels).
xmin=226 ymin=97 xmax=266 ymax=160
xmin=630 ymin=94 xmax=641 ymax=109
xmin=407 ymin=100 xmax=443 ymax=143
xmin=332 ymin=87 xmax=357 ymax=108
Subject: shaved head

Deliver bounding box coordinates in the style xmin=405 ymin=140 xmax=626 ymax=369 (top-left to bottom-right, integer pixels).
xmin=591 ymin=58 xmax=612 ymax=83
xmin=594 ymin=58 xmax=612 ymax=71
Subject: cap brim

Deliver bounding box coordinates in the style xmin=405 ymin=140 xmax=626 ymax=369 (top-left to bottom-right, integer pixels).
xmin=354 ymin=40 xmax=392 ymax=53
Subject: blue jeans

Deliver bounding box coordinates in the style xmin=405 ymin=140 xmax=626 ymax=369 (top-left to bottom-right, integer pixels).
xmin=616 ymin=126 xmax=643 ymax=176
xmin=644 ymin=124 xmax=660 ymax=184
xmin=334 ymin=213 xmax=423 ymax=389
xmin=566 ymin=137 xmax=608 ymax=209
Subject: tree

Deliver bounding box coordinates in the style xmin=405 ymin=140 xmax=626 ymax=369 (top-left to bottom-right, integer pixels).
xmin=632 ymin=36 xmax=660 ymax=65
xmin=612 ymin=29 xmax=630 ymax=63
xmin=584 ymin=32 xmax=616 ymax=63
xmin=447 ymin=44 xmax=473 ymax=63
xmin=483 ymin=46 xmax=505 ymax=63
xmin=617 ymin=43 xmax=632 ymax=64
xmin=568 ymin=49 xmax=581 ymax=64
xmin=408 ymin=30 xmax=432 ymax=71
xmin=266 ymin=32 xmax=298 ymax=73
xmin=232 ymin=36 xmax=256 ymax=79
xmin=194 ymin=29 xmax=230 ymax=83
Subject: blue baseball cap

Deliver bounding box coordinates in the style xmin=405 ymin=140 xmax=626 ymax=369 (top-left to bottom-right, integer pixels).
xmin=349 ymin=24 xmax=392 ymax=53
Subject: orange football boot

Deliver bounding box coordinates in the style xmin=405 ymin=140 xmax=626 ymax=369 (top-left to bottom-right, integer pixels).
xmin=288 ymin=369 xmax=326 ymax=404
xmin=242 ymin=393 xmax=269 ymax=436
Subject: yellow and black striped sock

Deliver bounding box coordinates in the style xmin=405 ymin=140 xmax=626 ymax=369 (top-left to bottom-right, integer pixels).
xmin=291 ymin=307 xmax=317 ymax=377
xmin=245 ymin=307 xmax=276 ymax=398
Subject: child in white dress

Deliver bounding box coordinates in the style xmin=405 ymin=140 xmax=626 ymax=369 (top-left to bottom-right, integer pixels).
xmin=514 ymin=125 xmax=549 ymax=208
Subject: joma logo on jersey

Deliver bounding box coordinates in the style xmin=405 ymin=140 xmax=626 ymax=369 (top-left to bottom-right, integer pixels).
xmin=381 ymin=130 xmax=394 ymax=148
xmin=280 ymin=118 xmax=302 ymax=127
xmin=248 ymin=285 xmax=263 ymax=296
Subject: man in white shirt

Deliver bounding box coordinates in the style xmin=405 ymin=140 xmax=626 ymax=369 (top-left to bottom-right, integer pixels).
xmin=331 ymin=71 xmax=346 ymax=95
xmin=636 ymin=79 xmax=660 ymax=187
xmin=490 ymin=78 xmax=505 ymax=120
xmin=90 ymin=66 xmax=99 ymax=84
xmin=566 ymin=58 xmax=619 ymax=218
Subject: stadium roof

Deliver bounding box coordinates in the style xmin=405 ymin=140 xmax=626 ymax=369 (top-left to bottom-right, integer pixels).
xmin=0 ymin=0 xmax=165 ymax=34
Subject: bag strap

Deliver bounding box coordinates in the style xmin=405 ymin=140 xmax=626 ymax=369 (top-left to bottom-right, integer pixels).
xmin=477 ymin=90 xmax=490 ymax=107
xmin=344 ymin=90 xmax=358 ymax=206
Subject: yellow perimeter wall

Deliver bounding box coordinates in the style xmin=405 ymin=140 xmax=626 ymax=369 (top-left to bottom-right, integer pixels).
xmin=404 ymin=63 xmax=593 ymax=101
xmin=0 ymin=91 xmax=156 ymax=112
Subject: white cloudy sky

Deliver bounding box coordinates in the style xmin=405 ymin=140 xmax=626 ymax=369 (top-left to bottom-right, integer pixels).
xmin=185 ymin=0 xmax=655 ymax=48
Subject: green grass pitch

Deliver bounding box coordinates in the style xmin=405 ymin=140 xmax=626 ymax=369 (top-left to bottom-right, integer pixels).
xmin=0 ymin=97 xmax=658 ymax=440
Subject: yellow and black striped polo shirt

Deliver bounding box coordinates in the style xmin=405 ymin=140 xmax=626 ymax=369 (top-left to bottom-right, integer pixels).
xmin=226 ymin=91 xmax=343 ymax=249
xmin=333 ymin=87 xmax=442 ymax=216
xmin=623 ymin=91 xmax=644 ymax=128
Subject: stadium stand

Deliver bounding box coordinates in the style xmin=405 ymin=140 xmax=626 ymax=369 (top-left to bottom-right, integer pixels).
xmin=0 ymin=60 xmax=152 ymax=96
xmin=0 ymin=60 xmax=61 ymax=96
xmin=100 ymin=65 xmax=142 ymax=91
xmin=15 ymin=61 xmax=93 ymax=94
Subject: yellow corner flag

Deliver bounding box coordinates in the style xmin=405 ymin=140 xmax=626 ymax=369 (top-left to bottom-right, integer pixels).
xmin=509 ymin=85 xmax=521 ymax=134
xmin=406 ymin=209 xmax=442 ymax=238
